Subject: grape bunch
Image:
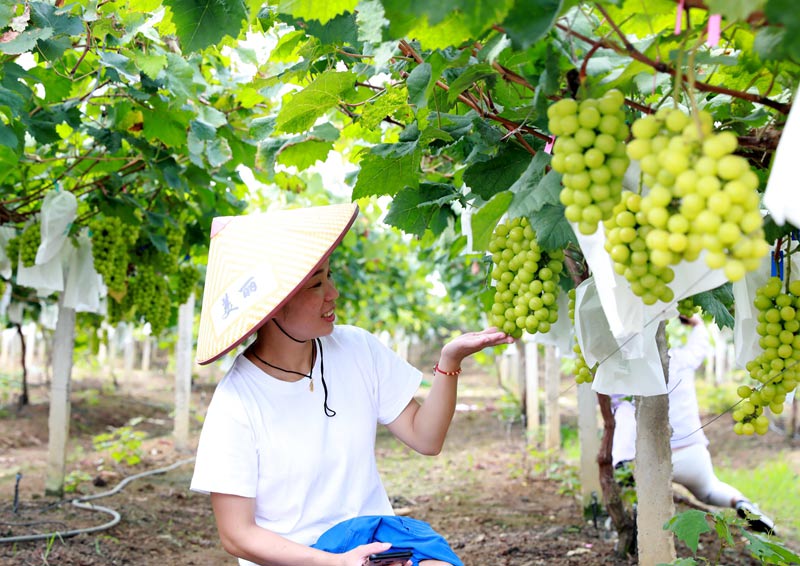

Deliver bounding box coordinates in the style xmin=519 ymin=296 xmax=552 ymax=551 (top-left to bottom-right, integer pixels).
xmin=488 ymin=217 xmax=565 ymax=339
xmin=603 ymin=190 xmax=676 ymax=305
xmin=129 ymin=266 xmax=172 ymax=335
xmin=18 ymin=222 xmax=41 ymax=267
xmin=547 ymin=90 xmax=631 ymax=236
xmin=4 ymin=235 xmax=19 ymax=270
xmin=627 ymin=107 xmax=769 ymax=282
xmin=172 ymin=264 xmax=200 ymax=305
xmin=90 ymin=216 xmax=139 ymax=296
xmin=735 ymin=276 xmax=800 ymax=435
xmin=568 ymin=288 xmax=595 ymax=383
xmin=677 ymin=296 xmax=700 ymax=318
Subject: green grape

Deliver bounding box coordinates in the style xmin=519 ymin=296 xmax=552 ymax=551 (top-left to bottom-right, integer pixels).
xmin=90 ymin=216 xmax=137 ymax=296
xmin=568 ymin=288 xmax=595 ymax=383
xmin=735 ymin=276 xmax=800 ymax=435
xmin=5 ymin=236 xmax=19 ymax=270
xmin=129 ymin=265 xmax=171 ymax=335
xmin=172 ymin=264 xmax=201 ymax=305
xmin=487 ymin=217 xmax=564 ymax=338
xmin=603 ymin=191 xmax=675 ymax=304
xmin=18 ymin=223 xmax=41 ymax=267
xmin=549 ymin=90 xmax=630 ymax=236
xmin=627 ymin=108 xmax=769 ymax=282
xmin=677 ymin=296 xmax=700 ymax=317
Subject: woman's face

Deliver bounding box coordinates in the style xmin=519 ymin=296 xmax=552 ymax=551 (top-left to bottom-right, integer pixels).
xmin=274 ymin=258 xmax=339 ymax=340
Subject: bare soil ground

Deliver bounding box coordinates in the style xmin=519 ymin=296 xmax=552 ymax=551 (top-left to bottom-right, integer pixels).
xmin=0 ymin=364 xmax=797 ymax=566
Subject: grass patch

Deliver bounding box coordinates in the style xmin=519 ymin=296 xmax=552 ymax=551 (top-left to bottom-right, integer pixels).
xmin=716 ymin=456 xmax=800 ymax=542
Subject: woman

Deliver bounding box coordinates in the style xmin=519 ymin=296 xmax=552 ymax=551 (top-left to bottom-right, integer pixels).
xmin=191 ymin=203 xmax=513 ymax=565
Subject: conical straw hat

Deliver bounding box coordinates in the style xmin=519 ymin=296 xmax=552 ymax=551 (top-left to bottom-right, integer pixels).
xmin=196 ymin=203 xmax=359 ymax=365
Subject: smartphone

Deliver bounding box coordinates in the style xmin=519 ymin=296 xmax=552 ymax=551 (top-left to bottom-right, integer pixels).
xmin=367 ymin=549 xmax=413 ymax=565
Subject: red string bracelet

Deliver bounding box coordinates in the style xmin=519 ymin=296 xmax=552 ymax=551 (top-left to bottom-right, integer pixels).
xmin=433 ymin=363 xmax=462 ymax=377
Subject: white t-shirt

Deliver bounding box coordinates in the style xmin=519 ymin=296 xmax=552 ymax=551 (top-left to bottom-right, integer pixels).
xmin=191 ymin=325 xmax=422 ymax=561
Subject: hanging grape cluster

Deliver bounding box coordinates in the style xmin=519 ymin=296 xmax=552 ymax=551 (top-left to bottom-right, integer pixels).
xmin=677 ymin=296 xmax=700 ymax=318
xmin=90 ymin=216 xmax=139 ymax=296
xmin=604 ymin=190 xmax=677 ymax=305
xmin=18 ymin=222 xmax=41 ymax=268
xmin=627 ymin=107 xmax=769 ymax=282
xmin=547 ymin=89 xmax=631 ymax=236
xmin=488 ymin=217 xmax=564 ymax=339
xmin=736 ymin=276 xmax=800 ymax=435
xmin=129 ymin=266 xmax=172 ymax=335
xmin=568 ymin=288 xmax=595 ymax=383
xmin=172 ymin=264 xmax=200 ymax=305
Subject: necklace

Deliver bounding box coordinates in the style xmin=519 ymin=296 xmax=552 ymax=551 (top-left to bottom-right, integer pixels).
xmin=250 ymin=341 xmax=317 ymax=392
xmin=251 ymin=321 xmax=337 ymax=417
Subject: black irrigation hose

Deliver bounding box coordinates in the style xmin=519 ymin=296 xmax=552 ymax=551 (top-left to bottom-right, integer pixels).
xmin=0 ymin=457 xmax=195 ymax=544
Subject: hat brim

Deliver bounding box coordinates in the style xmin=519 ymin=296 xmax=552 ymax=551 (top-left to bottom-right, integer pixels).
xmin=196 ymin=203 xmax=359 ymax=365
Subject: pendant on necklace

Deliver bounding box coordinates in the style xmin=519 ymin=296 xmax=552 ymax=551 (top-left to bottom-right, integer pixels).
xmin=309 ymin=379 xmax=314 ymax=392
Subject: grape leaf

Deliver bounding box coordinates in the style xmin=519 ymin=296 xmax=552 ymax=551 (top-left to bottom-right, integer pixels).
xmin=384 ymin=183 xmax=454 ymax=237
xmin=275 ymin=71 xmax=356 ymax=134
xmin=352 ymin=146 xmax=421 ymax=198
xmin=741 ymin=529 xmax=800 ymax=564
xmin=471 ymin=191 xmax=513 ymax=251
xmin=664 ymin=510 xmax=712 ymax=554
xmin=463 ymin=144 xmax=532 ymax=199
xmin=276 ymin=138 xmax=333 ymax=169
xmin=692 ymin=284 xmax=734 ymax=330
xmin=500 ymin=0 xmax=562 ymax=50
xmin=165 ymin=0 xmax=249 ymax=53
xmin=277 ymin=0 xmax=358 ymax=24
xmin=527 ymin=204 xmax=577 ymax=251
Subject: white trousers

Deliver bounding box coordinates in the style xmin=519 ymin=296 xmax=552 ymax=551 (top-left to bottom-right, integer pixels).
xmin=672 ymin=443 xmax=745 ymax=508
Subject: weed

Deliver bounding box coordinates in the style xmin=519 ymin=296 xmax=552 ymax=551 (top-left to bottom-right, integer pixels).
xmin=665 ymin=508 xmax=800 ymax=565
xmin=92 ymin=417 xmax=147 ymax=466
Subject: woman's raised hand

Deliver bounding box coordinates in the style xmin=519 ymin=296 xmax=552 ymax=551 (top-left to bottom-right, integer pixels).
xmin=438 ymin=327 xmax=514 ymax=370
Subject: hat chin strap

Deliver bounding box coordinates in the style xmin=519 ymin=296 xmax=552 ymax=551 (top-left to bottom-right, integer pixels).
xmin=272 ymin=319 xmax=307 ymax=343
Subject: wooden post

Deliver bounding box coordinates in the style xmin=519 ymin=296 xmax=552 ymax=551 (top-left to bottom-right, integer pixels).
xmin=635 ymin=321 xmax=676 ymax=565
xmin=577 ymin=382 xmax=601 ymax=507
xmin=524 ymin=339 xmax=540 ymax=445
xmin=544 ymin=345 xmax=560 ymax=452
xmin=45 ymin=299 xmax=76 ymax=497
xmin=141 ymin=336 xmax=152 ymax=372
xmin=123 ymin=323 xmax=135 ymax=376
xmin=174 ymin=293 xmax=195 ymax=452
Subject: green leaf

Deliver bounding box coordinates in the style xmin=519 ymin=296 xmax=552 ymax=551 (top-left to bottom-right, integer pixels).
xmin=0 ymin=27 xmax=52 ymax=55
xmin=352 ymin=146 xmax=420 ymax=198
xmin=463 ymin=144 xmax=532 ymax=199
xmin=507 ymin=152 xmax=558 ymax=217
xmin=501 ymin=0 xmax=562 ymax=50
xmin=355 ymin=0 xmax=387 ymax=43
xmin=447 ymin=63 xmax=497 ymax=105
xmin=0 ymin=122 xmax=20 ymax=150
xmin=277 ymin=0 xmax=358 ymax=24
xmin=406 ymin=62 xmax=432 ymax=110
xmin=206 ymin=137 xmax=232 ymax=167
xmin=132 ymin=52 xmax=168 ymax=79
xmin=165 ymin=0 xmax=248 ymax=53
xmin=528 ymin=204 xmax=576 ymax=251
xmin=383 ymin=183 xmax=454 ymax=237
xmin=471 ymin=191 xmax=513 ymax=251
xmin=664 ymin=510 xmax=712 ymax=554
xmin=706 ymin=0 xmax=765 ymax=22
xmin=741 ymin=529 xmax=800 ymax=564
xmin=275 ymin=70 xmax=356 ymax=134
xmin=276 ymin=138 xmax=333 ymax=169
xmin=692 ymin=284 xmax=735 ymax=330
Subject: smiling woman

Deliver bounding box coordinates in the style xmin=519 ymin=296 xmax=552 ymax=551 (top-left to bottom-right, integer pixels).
xmin=189 ymin=202 xmax=514 ymax=566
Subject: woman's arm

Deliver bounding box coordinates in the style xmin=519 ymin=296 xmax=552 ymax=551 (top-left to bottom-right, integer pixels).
xmin=386 ymin=327 xmax=512 ymax=455
xmin=210 ymin=493 xmax=398 ymax=566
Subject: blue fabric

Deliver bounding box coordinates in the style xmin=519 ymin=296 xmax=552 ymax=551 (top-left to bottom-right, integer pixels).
xmin=311 ymin=515 xmax=463 ymax=566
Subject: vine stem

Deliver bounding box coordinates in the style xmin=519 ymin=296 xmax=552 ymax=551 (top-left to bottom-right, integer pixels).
xmin=566 ymin=6 xmax=791 ymax=115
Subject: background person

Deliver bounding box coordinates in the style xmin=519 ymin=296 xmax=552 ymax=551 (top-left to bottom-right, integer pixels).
xmin=190 ymin=203 xmax=514 ymax=566
xmin=611 ymin=315 xmax=775 ymax=534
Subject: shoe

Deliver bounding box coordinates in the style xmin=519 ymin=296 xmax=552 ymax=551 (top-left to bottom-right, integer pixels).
xmin=735 ymin=500 xmax=777 ymax=535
